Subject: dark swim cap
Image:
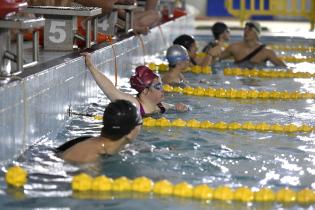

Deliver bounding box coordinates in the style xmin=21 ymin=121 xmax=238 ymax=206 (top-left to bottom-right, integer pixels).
xmin=173 ymin=34 xmax=196 ymax=51
xmin=130 ymin=66 xmax=158 ymax=93
xmin=212 ymin=22 xmax=228 ymax=40
xmin=101 ymin=100 xmax=142 ymax=140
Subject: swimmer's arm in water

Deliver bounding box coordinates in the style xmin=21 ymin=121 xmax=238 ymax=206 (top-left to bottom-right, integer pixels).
xmin=162 ymin=102 xmax=189 ymax=112
xmin=202 ymin=45 xmax=222 ymax=65
xmin=266 ymin=49 xmax=287 ymax=67
xmin=219 ymin=45 xmax=234 ymax=60
xmin=82 ymin=52 xmax=137 ymax=104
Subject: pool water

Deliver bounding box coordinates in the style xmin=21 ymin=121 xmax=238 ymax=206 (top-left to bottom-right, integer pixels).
xmin=0 ymin=37 xmax=315 ymax=210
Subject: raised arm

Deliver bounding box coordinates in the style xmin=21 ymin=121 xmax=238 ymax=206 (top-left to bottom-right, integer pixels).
xmin=82 ymin=53 xmax=138 ymax=105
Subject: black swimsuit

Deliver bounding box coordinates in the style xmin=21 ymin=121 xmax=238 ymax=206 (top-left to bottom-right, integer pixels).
xmin=55 ymin=136 xmax=92 ymax=153
xmin=235 ymin=44 xmax=266 ymax=64
xmin=202 ymin=41 xmax=217 ymax=53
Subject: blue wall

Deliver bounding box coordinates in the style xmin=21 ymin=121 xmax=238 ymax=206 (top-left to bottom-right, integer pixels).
xmin=207 ymin=0 xmax=272 ymax=19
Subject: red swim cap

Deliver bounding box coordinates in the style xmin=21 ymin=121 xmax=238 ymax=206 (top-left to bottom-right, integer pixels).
xmin=130 ymin=66 xmax=158 ymax=93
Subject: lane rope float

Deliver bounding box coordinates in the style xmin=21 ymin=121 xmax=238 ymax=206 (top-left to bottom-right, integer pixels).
xmin=162 ymin=85 xmax=315 ymax=100
xmin=142 ymin=117 xmax=314 ymax=133
xmin=147 ymin=63 xmax=212 ymax=74
xmin=5 ymin=167 xmax=314 ymax=205
xmin=224 ymin=68 xmax=315 ymax=78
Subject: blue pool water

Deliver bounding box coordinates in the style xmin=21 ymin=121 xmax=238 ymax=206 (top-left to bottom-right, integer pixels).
xmin=0 ymin=36 xmax=315 ymax=210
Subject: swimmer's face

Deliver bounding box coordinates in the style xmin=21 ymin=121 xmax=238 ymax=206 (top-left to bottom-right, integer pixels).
xmin=178 ymin=60 xmax=190 ymax=70
xmin=189 ymin=42 xmax=198 ymax=57
xmin=147 ymin=78 xmax=164 ymax=103
xmin=222 ymin=28 xmax=230 ymax=42
xmin=244 ymin=26 xmax=258 ymax=41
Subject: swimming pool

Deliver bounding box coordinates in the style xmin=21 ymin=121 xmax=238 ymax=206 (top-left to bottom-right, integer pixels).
xmin=1 ymin=34 xmax=315 ymax=209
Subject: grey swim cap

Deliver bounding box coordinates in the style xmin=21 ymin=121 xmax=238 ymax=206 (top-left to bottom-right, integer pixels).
xmin=166 ymin=45 xmax=189 ymax=66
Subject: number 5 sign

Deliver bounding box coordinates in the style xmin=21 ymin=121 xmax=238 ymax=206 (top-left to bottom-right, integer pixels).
xmin=44 ymin=16 xmax=76 ymax=50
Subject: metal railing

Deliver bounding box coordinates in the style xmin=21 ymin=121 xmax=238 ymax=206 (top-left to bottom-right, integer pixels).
xmin=225 ymin=0 xmax=315 ymax=30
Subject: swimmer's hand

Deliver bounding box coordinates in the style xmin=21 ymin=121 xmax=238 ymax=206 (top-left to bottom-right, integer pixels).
xmin=174 ymin=103 xmax=189 ymax=112
xmin=80 ymin=52 xmax=94 ymax=68
xmin=162 ymin=102 xmax=189 ymax=113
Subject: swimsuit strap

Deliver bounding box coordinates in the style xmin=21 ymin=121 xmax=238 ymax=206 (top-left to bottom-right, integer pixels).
xmin=190 ymin=57 xmax=197 ymax=65
xmin=157 ymin=102 xmax=166 ymax=114
xmin=136 ymin=97 xmax=146 ymax=116
xmin=55 ymin=136 xmax=92 ymax=153
xmin=137 ymin=96 xmax=166 ymax=116
xmin=202 ymin=41 xmax=217 ymax=53
xmin=235 ymin=44 xmax=266 ymax=64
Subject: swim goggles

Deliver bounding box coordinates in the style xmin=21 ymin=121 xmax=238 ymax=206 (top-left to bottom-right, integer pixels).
xmin=245 ymin=22 xmax=260 ymax=33
xmin=150 ymin=82 xmax=163 ymax=91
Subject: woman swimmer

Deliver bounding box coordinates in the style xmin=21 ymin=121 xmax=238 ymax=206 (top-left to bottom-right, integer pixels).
xmin=56 ymin=100 xmax=142 ymax=163
xmin=173 ymin=34 xmax=221 ymax=67
xmin=82 ymin=52 xmax=189 ymax=117
xmin=162 ymin=44 xmax=190 ymax=85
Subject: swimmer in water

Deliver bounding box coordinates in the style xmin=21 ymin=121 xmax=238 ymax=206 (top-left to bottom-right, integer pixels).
xmin=220 ymin=21 xmax=286 ymax=67
xmin=203 ymin=22 xmax=230 ymax=63
xmin=162 ymin=45 xmax=190 ymax=85
xmin=82 ymin=52 xmax=189 ymax=117
xmin=55 ymin=100 xmax=142 ymax=163
xmin=173 ymin=34 xmax=221 ymax=67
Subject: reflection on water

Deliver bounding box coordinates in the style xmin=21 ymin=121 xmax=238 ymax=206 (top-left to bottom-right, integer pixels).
xmin=1 ymin=39 xmax=315 ymax=209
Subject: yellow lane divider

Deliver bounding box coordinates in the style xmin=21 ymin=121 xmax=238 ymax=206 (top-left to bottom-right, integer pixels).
xmin=89 ymin=116 xmax=313 ymax=133
xmin=70 ymin=173 xmax=315 ymax=203
xmin=269 ymin=44 xmax=315 ymax=52
xmin=143 ymin=117 xmax=314 ymax=133
xmin=224 ymin=68 xmax=315 ymax=78
xmin=162 ymin=85 xmax=315 ymax=100
xmin=5 ymin=164 xmax=315 ymax=204
xmin=5 ymin=166 xmax=27 ymax=188
xmin=280 ymin=56 xmax=315 ymax=63
xmin=147 ymin=63 xmax=212 ymax=74
xmin=195 ymin=53 xmax=315 ymax=63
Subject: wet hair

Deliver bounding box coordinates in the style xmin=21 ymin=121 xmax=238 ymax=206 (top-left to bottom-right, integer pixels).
xmin=130 ymin=66 xmax=158 ymax=93
xmin=101 ymin=100 xmax=142 ymax=140
xmin=173 ymin=34 xmax=196 ymax=52
xmin=212 ymin=22 xmax=228 ymax=40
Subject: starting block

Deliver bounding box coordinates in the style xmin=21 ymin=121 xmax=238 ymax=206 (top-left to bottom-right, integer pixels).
xmin=160 ymin=0 xmax=176 ymax=19
xmin=97 ymin=10 xmax=118 ymax=36
xmin=0 ymin=16 xmax=45 ymax=77
xmin=160 ymin=0 xmax=186 ymax=19
xmin=112 ymin=4 xmax=137 ymax=34
xmin=24 ymin=6 xmax=102 ymax=50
